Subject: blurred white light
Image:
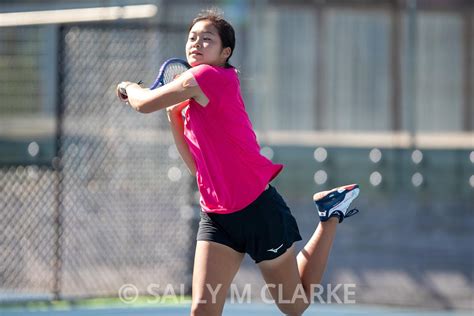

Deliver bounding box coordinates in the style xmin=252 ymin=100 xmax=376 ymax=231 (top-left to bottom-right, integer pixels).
xmin=411 ymin=150 xmax=423 ymax=164
xmin=260 ymin=146 xmax=274 ymax=160
xmin=0 ymin=5 xmax=158 ymax=27
xmin=87 ymin=180 xmax=98 ymax=193
xmin=369 ymin=148 xmax=382 ymax=163
xmin=470 ymin=151 xmax=474 ymax=163
xmin=15 ymin=166 xmax=25 ymax=177
xmin=168 ymin=145 xmax=179 ymax=160
xmin=313 ymin=147 xmax=327 ymax=162
xmin=470 ymin=175 xmax=474 ymax=188
xmin=167 ymin=167 xmax=182 ymax=182
xmin=314 ymin=170 xmax=328 ymax=185
xmin=28 ymin=142 xmax=39 ymax=157
xmin=369 ymin=171 xmax=382 ymax=186
xmin=27 ymin=166 xmax=39 ymax=180
xmin=412 ymin=172 xmax=423 ymax=187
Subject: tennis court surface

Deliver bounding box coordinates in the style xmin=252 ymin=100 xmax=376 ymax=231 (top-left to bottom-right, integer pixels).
xmin=1 ymin=303 xmax=472 ymax=316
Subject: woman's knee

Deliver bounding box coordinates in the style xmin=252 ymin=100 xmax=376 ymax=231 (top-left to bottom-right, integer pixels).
xmin=276 ymin=300 xmax=310 ymax=316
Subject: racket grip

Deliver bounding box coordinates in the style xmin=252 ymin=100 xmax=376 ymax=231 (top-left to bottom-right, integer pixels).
xmin=118 ymin=86 xmax=128 ymax=97
xmin=119 ymin=80 xmax=142 ymax=98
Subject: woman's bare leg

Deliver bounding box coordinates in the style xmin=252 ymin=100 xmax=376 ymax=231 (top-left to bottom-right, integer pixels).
xmin=190 ymin=241 xmax=244 ymax=316
xmin=257 ymin=185 xmax=358 ymax=315
xmin=296 ymin=217 xmax=338 ymax=290
xmin=257 ymin=218 xmax=338 ymax=316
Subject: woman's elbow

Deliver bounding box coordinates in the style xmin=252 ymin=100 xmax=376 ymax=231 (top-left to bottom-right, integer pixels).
xmin=133 ymin=100 xmax=153 ymax=114
xmin=135 ymin=100 xmax=164 ymax=114
xmin=136 ymin=105 xmax=152 ymax=114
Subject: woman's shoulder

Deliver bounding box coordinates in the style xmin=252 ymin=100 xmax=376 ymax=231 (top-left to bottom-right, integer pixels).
xmin=192 ymin=63 xmax=237 ymax=74
xmin=191 ymin=64 xmax=237 ymax=84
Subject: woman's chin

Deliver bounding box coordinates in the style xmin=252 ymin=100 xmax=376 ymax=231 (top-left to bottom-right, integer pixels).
xmin=188 ymin=60 xmax=202 ymax=67
xmin=188 ymin=55 xmax=208 ymax=67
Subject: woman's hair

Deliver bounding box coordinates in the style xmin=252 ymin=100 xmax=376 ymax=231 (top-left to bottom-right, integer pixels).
xmin=189 ymin=8 xmax=235 ymax=68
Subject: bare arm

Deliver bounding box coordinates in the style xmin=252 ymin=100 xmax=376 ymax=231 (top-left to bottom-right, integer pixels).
xmin=166 ymin=102 xmax=197 ymax=176
xmin=119 ymin=71 xmax=203 ymax=113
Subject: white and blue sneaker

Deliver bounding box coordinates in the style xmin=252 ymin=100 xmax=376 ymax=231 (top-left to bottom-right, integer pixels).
xmin=313 ymin=184 xmax=360 ymax=223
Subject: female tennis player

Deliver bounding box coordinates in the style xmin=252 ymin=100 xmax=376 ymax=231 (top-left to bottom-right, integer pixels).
xmin=117 ymin=9 xmax=359 ymax=316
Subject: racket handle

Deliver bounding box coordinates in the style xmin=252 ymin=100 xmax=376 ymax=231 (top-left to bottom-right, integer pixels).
xmin=118 ymin=86 xmax=127 ymax=97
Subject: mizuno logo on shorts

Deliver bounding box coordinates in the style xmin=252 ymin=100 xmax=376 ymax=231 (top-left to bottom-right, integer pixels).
xmin=267 ymin=244 xmax=284 ymax=253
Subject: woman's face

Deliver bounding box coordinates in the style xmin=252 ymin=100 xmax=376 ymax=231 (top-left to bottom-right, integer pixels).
xmin=186 ymin=20 xmax=230 ymax=67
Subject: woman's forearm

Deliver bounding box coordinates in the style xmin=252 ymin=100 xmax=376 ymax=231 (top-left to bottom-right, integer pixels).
xmin=122 ymin=72 xmax=200 ymax=114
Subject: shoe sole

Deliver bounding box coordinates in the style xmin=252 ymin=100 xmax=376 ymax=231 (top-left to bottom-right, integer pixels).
xmin=313 ymin=184 xmax=359 ymax=203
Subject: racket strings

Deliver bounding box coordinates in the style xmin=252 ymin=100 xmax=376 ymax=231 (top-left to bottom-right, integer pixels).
xmin=162 ymin=64 xmax=190 ymax=85
xmin=149 ymin=58 xmax=190 ymax=90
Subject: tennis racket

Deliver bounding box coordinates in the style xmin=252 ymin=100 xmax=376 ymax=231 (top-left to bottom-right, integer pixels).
xmin=118 ymin=58 xmax=190 ymax=99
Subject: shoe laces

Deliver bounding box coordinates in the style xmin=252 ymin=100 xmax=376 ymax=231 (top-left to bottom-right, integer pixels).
xmin=344 ymin=208 xmax=359 ymax=218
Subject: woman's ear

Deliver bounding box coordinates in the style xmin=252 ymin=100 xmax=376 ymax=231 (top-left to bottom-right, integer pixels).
xmin=222 ymin=47 xmax=232 ymax=59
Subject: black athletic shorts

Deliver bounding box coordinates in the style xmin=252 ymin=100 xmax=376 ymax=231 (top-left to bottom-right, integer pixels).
xmin=196 ymin=184 xmax=302 ymax=263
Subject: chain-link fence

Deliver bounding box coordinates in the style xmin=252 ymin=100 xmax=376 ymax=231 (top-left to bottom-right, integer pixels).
xmin=1 ymin=1 xmax=473 ymax=309
xmin=1 ymin=23 xmax=197 ymax=301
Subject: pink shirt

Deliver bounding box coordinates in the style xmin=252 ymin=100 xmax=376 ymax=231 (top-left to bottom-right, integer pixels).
xmin=183 ymin=64 xmax=283 ymax=214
